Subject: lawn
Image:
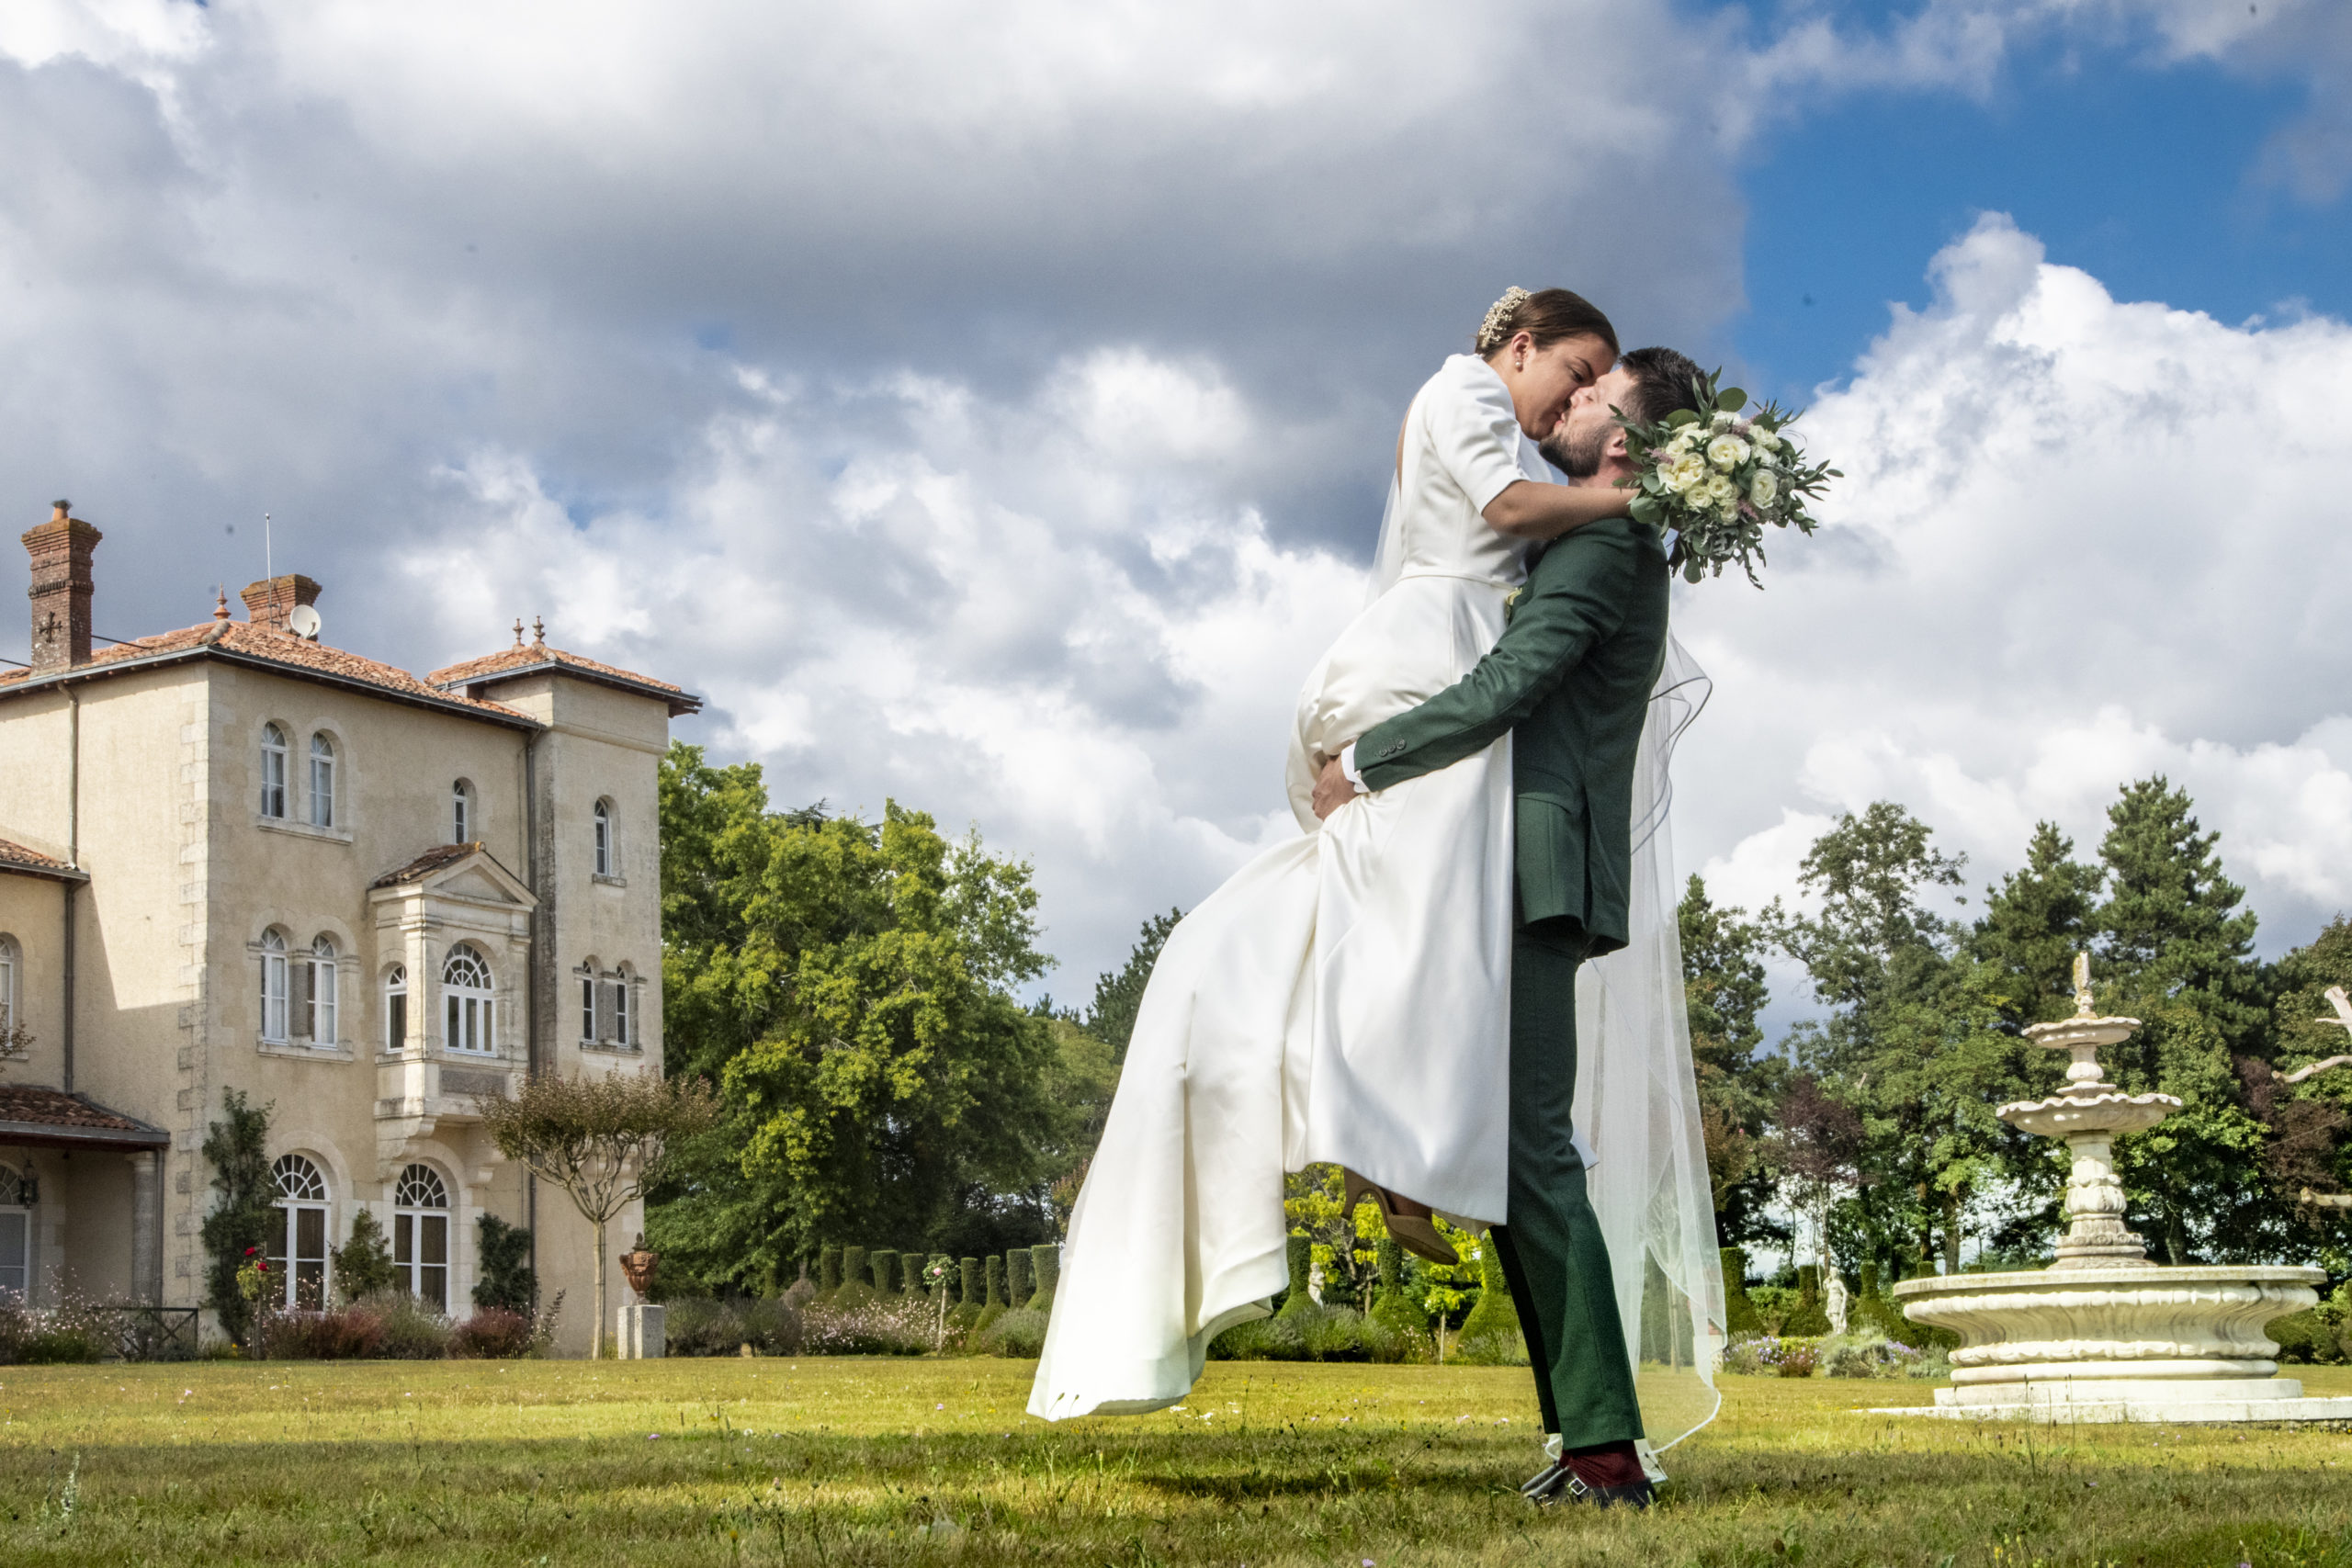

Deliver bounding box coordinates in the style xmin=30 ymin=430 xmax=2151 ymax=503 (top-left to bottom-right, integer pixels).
xmin=3 ymin=1357 xmax=2350 ymax=1566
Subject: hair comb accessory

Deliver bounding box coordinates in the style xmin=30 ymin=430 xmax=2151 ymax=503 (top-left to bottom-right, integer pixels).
xmin=1476 ymin=286 xmax=1532 ymax=354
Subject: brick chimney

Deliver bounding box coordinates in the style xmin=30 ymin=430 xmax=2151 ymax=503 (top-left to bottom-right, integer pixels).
xmin=239 ymin=574 xmax=322 ymax=635
xmin=23 ymin=500 xmax=102 ymax=675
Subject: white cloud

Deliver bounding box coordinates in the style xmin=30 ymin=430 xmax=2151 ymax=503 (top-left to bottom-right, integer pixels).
xmin=1681 ymin=213 xmax=2352 ymax=965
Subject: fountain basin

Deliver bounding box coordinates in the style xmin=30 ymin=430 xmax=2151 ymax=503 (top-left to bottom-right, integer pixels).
xmin=1882 ymin=1265 xmax=2351 ymax=1422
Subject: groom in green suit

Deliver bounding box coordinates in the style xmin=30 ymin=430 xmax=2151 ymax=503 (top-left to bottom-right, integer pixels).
xmin=1315 ymin=345 xmax=1704 ymax=1508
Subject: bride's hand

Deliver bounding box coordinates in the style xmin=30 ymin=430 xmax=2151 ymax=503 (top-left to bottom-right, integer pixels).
xmin=1311 ymin=755 xmax=1358 ymax=820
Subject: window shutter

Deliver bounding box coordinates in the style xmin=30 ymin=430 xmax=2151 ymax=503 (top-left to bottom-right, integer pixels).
xmin=290 ymin=961 xmax=312 ymax=1039
xmin=614 ymin=981 xmax=630 ymax=1048
xmin=594 ymin=978 xmax=616 ymax=1044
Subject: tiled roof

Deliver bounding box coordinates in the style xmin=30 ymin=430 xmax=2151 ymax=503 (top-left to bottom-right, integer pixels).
xmin=427 ymin=643 xmax=701 ymax=716
xmin=0 ymin=837 xmax=82 ymax=881
xmin=370 ymin=840 xmax=491 ymax=889
xmin=0 ymin=620 xmax=537 ymax=727
xmin=0 ymin=1086 xmax=169 ymax=1148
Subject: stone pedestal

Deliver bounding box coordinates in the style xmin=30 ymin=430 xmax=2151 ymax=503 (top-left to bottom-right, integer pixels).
xmin=618 ymin=1303 xmax=665 ymax=1359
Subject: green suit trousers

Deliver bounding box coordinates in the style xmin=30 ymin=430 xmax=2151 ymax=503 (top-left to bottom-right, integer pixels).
xmin=1488 ymin=925 xmax=1644 ymax=1450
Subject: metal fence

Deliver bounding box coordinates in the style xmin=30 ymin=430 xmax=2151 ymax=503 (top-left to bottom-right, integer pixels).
xmin=107 ymin=1304 xmax=201 ymax=1362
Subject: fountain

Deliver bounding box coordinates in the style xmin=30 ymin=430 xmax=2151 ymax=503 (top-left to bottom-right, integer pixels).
xmin=1884 ymin=956 xmax=2351 ymax=1422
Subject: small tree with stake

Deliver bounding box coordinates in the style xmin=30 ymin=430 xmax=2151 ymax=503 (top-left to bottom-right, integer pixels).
xmin=478 ymin=1072 xmax=720 ymax=1358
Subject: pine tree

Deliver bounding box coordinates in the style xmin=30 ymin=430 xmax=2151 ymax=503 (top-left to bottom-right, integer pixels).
xmin=2092 ymin=777 xmax=2271 ymax=1264
xmin=1969 ymin=822 xmax=2104 ymax=1032
xmin=1086 ymin=909 xmax=1182 ymax=1063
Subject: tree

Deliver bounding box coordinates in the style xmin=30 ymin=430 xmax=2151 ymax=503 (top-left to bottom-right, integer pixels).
xmin=1765 ymin=804 xmax=2029 ymax=1275
xmin=1968 ymin=822 xmax=2104 ymax=1032
xmin=332 ymin=1210 xmax=398 ymax=1303
xmin=199 ymin=1089 xmax=273 ymax=1345
xmin=473 ymin=1214 xmax=537 ymax=1314
xmin=650 ymin=742 xmax=1067 ymax=1286
xmin=1679 ymin=875 xmax=1784 ymax=1245
xmin=2255 ymin=917 xmax=2352 ymax=1271
xmin=2091 ymin=777 xmax=2272 ymax=1264
xmin=479 ymin=1070 xmax=721 ymax=1358
xmin=1086 ymin=909 xmax=1182 ymax=1064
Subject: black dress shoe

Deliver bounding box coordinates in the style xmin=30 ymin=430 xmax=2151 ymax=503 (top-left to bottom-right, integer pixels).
xmin=1525 ymin=1465 xmax=1653 ymax=1510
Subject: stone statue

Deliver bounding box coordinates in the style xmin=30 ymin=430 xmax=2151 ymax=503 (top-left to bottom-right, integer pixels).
xmin=1825 ymin=1270 xmax=1849 ymax=1337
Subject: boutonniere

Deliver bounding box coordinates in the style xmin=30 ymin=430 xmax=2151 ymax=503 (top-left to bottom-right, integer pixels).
xmin=1504 ymin=587 xmax=1523 ymax=625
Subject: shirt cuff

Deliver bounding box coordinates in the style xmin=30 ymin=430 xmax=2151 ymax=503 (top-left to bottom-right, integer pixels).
xmin=1339 ymin=743 xmax=1369 ymax=794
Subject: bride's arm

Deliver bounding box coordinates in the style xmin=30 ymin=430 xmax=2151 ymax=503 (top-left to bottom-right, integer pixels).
xmin=1483 ymin=478 xmax=1633 ymax=540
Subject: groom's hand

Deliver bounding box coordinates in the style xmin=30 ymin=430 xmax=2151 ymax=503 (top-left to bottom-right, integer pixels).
xmin=1312 ymin=755 xmax=1356 ymax=820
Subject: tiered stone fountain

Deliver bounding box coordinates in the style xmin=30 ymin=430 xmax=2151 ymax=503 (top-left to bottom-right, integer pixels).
xmin=1885 ymin=956 xmax=2351 ymax=1422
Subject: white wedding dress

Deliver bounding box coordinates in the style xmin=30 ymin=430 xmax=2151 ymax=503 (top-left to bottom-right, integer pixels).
xmin=1029 ymin=355 xmax=1725 ymax=1450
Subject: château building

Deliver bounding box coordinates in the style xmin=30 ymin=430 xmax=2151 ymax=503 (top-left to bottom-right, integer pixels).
xmin=0 ymin=502 xmax=696 ymax=1353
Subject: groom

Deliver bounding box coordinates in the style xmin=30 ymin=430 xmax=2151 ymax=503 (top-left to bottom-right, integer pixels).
xmin=1313 ymin=346 xmax=1705 ymax=1509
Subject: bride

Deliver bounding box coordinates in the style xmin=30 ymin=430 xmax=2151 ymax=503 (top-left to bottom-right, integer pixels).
xmin=1029 ymin=288 xmax=1713 ymax=1431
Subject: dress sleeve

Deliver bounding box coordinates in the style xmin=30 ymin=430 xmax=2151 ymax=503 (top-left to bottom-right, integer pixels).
xmin=1422 ymin=357 xmax=1532 ymax=515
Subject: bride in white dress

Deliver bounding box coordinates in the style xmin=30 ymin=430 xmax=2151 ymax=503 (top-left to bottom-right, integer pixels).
xmin=1029 ymin=289 xmax=1719 ymax=1437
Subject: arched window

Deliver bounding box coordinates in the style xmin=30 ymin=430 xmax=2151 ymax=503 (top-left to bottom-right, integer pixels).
xmin=451 ymin=781 xmax=473 ymax=845
xmin=611 ymin=967 xmax=633 ymax=1049
xmin=266 ymin=1154 xmax=330 ymax=1310
xmin=0 ymin=1164 xmax=29 ymax=1302
xmin=392 ymin=1163 xmax=449 ymax=1309
xmin=308 ymin=937 xmax=339 ymax=1045
xmin=308 ymin=734 xmax=336 ymax=829
xmin=0 ymin=933 xmax=17 ymax=1043
xmin=384 ymin=965 xmax=407 ymax=1052
xmin=593 ymin=799 xmax=615 ymax=877
xmin=441 ymin=944 xmax=494 ymax=1055
xmin=259 ymin=931 xmax=289 ymax=1043
xmin=259 ymin=724 xmax=288 ymax=818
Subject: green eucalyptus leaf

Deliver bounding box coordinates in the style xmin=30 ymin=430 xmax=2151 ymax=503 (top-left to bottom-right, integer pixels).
xmin=1666 ymin=408 xmax=1701 ymax=427
xmin=1716 ymin=388 xmax=1747 ymax=412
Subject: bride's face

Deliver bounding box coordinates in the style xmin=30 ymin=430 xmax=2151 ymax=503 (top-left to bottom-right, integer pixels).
xmin=1492 ymin=331 xmax=1614 ymax=440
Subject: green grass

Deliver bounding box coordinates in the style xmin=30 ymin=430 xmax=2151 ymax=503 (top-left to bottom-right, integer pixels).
xmin=3 ymin=1358 xmax=2350 ymax=1565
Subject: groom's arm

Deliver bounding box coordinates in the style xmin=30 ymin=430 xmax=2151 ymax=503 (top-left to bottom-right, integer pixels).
xmin=1348 ymin=523 xmax=1644 ymax=793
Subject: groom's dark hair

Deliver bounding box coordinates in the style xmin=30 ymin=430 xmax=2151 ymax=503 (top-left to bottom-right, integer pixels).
xmin=1616 ymin=346 xmax=1706 ymax=426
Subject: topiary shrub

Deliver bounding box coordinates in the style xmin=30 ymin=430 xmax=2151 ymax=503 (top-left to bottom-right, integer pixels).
xmin=868 ymin=1248 xmax=899 ymax=1293
xmin=1367 ymin=1238 xmax=1427 ymax=1343
xmin=1008 ymin=1247 xmax=1034 ymax=1308
xmin=973 ymin=1255 xmax=1008 ymax=1337
xmin=782 ymin=1276 xmax=816 ymax=1312
xmin=1207 ymin=1313 xmax=1306 ymax=1361
xmin=947 ymin=1258 xmax=985 ymax=1333
xmin=899 ymin=1253 xmax=926 ymax=1296
xmin=1722 ymin=1247 xmax=1763 ymax=1335
xmin=1781 ymin=1266 xmax=1831 ymax=1336
xmin=1027 ymin=1244 xmax=1060 ymax=1315
xmin=451 ymin=1308 xmax=535 ymax=1359
xmin=840 ymin=1247 xmax=867 ymax=1298
xmin=473 ymin=1214 xmax=536 ymax=1314
xmin=664 ymin=1297 xmax=747 ymax=1357
xmin=1457 ymin=1232 xmax=1519 ymax=1348
xmin=1275 ymin=1234 xmax=1314 ymax=1318
xmin=819 ymin=1245 xmax=842 ymax=1295
xmin=334 ymin=1211 xmax=399 ymax=1304
xmin=980 ymin=1307 xmax=1049 ymax=1358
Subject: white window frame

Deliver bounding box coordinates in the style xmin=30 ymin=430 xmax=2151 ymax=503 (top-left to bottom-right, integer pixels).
xmin=451 ymin=781 xmax=472 ymax=845
xmin=580 ymin=973 xmax=596 ymax=1044
xmin=310 ymin=937 xmax=339 ymax=1046
xmin=610 ymin=975 xmax=632 ymax=1049
xmin=259 ymin=724 xmax=288 ymax=818
xmin=308 ymin=734 xmax=336 ymax=829
xmin=267 ymin=1155 xmax=331 ymax=1311
xmin=441 ymin=944 xmax=496 ymax=1055
xmin=0 ymin=933 xmax=17 ymax=1043
xmin=384 ymin=965 xmax=408 ymax=1053
xmin=392 ymin=1163 xmax=450 ymax=1309
xmin=593 ymin=800 xmax=615 ymax=877
xmin=0 ymin=1165 xmax=30 ymax=1302
xmin=259 ymin=931 xmax=290 ymax=1043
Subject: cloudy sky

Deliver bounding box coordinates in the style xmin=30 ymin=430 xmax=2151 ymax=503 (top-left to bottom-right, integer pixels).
xmin=5 ymin=0 xmax=2350 ymax=1026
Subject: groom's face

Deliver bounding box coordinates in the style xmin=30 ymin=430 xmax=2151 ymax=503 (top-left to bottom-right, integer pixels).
xmin=1542 ymin=367 xmax=1636 ymax=480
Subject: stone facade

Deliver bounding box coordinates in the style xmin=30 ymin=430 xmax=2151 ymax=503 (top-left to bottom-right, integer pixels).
xmin=0 ymin=506 xmax=697 ymax=1354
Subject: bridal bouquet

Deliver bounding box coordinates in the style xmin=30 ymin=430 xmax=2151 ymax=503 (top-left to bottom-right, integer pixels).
xmin=1616 ymin=371 xmax=1838 ymax=586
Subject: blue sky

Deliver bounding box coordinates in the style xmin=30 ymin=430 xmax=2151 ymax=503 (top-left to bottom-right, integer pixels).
xmin=1736 ymin=16 xmax=2350 ymax=400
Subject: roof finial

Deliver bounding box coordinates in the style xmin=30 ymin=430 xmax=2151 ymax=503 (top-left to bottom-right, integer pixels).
xmin=213 ymin=587 xmax=231 ymax=622
xmin=532 ymin=615 xmax=547 ymax=648
xmin=513 ymin=617 xmax=525 ymax=649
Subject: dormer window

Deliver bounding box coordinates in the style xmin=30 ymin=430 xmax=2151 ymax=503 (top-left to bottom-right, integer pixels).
xmin=593 ymin=799 xmax=615 ymax=877
xmin=308 ymin=735 xmax=336 ymax=828
xmin=259 ymin=725 xmax=288 ymax=818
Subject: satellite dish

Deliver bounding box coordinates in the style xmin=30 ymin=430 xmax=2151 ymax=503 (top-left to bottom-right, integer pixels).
xmin=288 ymin=604 xmax=322 ymax=641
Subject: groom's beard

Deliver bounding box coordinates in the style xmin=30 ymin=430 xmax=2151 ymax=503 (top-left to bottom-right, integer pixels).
xmin=1541 ymin=418 xmax=1608 ymax=479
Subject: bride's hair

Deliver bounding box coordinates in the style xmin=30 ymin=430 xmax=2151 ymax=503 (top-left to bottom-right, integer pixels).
xmin=1475 ymin=288 xmax=1619 ymax=359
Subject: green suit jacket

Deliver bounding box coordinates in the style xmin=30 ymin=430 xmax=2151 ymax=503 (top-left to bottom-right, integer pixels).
xmin=1353 ymin=516 xmax=1669 ymax=955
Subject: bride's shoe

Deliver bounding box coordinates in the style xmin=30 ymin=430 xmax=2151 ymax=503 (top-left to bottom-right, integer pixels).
xmin=1343 ymin=1168 xmax=1459 ymax=1267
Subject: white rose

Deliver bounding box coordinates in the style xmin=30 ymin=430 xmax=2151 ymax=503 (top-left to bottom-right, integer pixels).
xmin=1664 ymin=455 xmax=1706 ymax=493
xmin=1706 ymin=434 xmax=1749 ymax=471
xmin=1706 ymin=473 xmax=1738 ymax=508
xmin=1748 ymin=470 xmax=1779 ymax=507
xmin=1712 ymin=410 xmax=1736 ymax=427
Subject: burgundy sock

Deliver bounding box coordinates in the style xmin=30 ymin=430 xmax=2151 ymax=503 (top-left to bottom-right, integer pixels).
xmin=1563 ymin=1440 xmax=1645 ymax=1490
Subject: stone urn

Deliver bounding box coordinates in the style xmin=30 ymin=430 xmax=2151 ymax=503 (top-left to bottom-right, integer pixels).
xmin=619 ymin=1241 xmax=659 ymax=1301
xmin=1888 ymin=955 xmax=2339 ymax=1423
